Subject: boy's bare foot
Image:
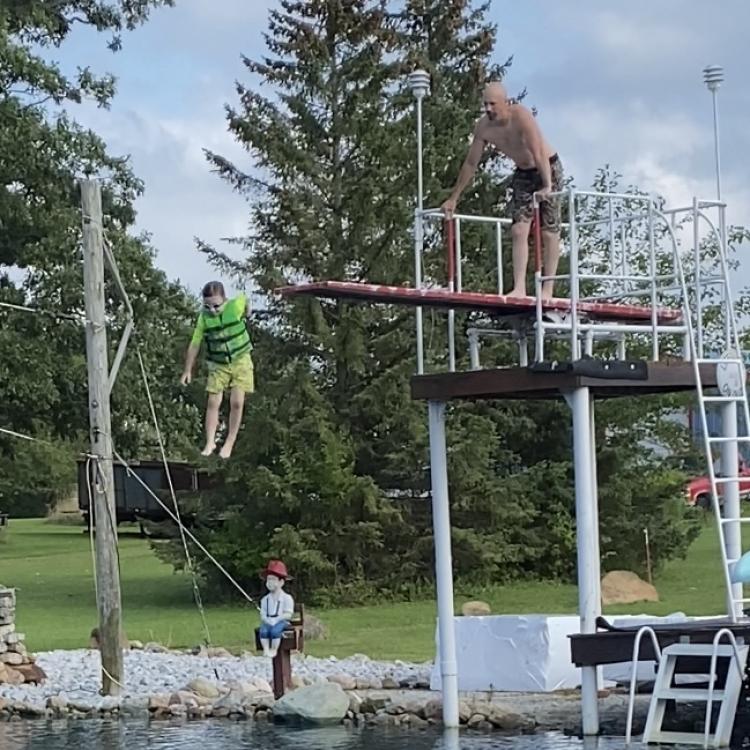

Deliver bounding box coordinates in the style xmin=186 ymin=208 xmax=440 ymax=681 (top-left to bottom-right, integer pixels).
xmin=200 ymin=443 xmax=216 ymax=456
xmin=218 ymin=441 xmax=235 ymax=459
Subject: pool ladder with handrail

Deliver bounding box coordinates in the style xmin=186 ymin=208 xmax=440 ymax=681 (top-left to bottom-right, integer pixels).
xmin=625 ymin=626 xmax=748 ymax=748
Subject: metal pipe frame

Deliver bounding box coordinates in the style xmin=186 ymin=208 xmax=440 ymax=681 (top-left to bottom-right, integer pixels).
xmin=662 ymin=199 xmax=726 ymax=214
xmin=414 ymin=209 xmax=425 ymax=374
xmin=537 ymin=320 xmax=687 ymax=336
xmin=578 ymin=209 xmax=655 ymax=229
xmin=495 ymin=221 xmax=503 ymax=294
xmin=466 ymin=324 xmax=646 ymax=344
xmin=568 ymin=190 xmax=581 ymax=359
xmin=693 ymin=198 xmax=704 ymax=359
xmin=648 ymin=201 xmax=659 ymax=361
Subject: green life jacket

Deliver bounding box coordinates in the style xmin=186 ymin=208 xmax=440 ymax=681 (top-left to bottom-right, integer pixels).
xmin=201 ymin=304 xmax=252 ymax=365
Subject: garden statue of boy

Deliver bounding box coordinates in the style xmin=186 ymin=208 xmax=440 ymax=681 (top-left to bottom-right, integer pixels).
xmin=259 ymin=560 xmax=294 ymax=658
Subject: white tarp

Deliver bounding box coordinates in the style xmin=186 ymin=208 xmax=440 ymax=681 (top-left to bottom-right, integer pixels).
xmin=430 ymin=614 xmax=581 ymax=692
xmin=430 ymin=612 xmax=697 ymax=692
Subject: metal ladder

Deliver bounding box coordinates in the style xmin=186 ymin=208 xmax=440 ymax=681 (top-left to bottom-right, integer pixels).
xmin=670 ymin=206 xmax=750 ymax=621
xmin=642 ymin=630 xmax=748 ymax=747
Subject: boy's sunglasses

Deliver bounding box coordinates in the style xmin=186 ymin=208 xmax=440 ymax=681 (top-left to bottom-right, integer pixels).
xmin=203 ymin=302 xmax=224 ymax=312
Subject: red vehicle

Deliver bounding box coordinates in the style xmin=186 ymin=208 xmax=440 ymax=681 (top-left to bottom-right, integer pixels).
xmin=686 ymin=458 xmax=750 ymax=509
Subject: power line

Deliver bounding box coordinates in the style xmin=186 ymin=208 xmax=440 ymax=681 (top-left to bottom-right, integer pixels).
xmin=0 ymin=300 xmax=87 ymax=324
xmin=0 ymin=420 xmax=257 ymax=608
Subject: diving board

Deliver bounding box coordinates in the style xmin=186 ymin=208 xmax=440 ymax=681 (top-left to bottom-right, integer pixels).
xmin=278 ymin=280 xmax=683 ymax=324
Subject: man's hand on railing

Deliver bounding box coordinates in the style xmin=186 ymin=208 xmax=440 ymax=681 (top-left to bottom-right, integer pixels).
xmin=441 ymin=196 xmax=457 ymax=219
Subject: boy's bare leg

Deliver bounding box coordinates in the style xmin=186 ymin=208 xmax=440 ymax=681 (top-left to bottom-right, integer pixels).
xmin=202 ymin=392 xmax=222 ymax=455
xmin=219 ymin=387 xmax=245 ymax=459
xmin=541 ymin=229 xmax=561 ymax=300
xmin=508 ymin=220 xmax=531 ymax=297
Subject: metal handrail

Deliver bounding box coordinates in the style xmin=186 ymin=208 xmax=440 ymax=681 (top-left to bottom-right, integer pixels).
xmin=704 ymin=628 xmax=746 ymax=748
xmin=626 ymin=625 xmax=663 ymax=745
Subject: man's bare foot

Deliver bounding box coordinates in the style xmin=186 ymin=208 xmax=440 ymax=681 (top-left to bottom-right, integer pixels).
xmin=200 ymin=443 xmax=216 ymax=457
xmin=507 ymin=288 xmax=529 ymax=298
xmin=218 ymin=441 xmax=235 ymax=459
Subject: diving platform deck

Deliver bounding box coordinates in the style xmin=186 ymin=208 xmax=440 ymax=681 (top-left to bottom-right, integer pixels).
xmin=410 ymin=360 xmax=718 ymax=402
xmin=570 ymin=616 xmax=750 ymax=668
xmin=279 ymin=280 xmax=683 ymax=323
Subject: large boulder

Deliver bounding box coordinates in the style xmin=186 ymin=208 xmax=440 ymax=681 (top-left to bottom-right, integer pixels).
xmin=273 ymin=682 xmax=349 ymax=726
xmin=303 ymin=614 xmax=329 ymax=641
xmin=12 ymin=663 xmax=46 ymax=684
xmin=327 ymin=673 xmax=356 ymax=690
xmin=186 ymin=677 xmax=220 ymax=699
xmin=461 ymin=600 xmax=491 ymax=616
xmin=601 ymin=570 xmax=659 ymax=605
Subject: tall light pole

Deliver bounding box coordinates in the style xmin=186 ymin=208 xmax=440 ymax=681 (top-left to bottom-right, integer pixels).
xmin=408 ymin=69 xmax=430 ymax=374
xmin=703 ymin=64 xmax=741 ymax=618
xmin=703 ymin=64 xmax=724 ymax=201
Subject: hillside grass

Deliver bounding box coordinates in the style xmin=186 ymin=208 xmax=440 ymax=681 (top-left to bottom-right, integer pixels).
xmin=0 ymin=516 xmax=736 ymax=662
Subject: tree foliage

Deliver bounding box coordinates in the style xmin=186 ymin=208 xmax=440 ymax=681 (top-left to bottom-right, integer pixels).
xmin=0 ymin=0 xmax=198 ymax=516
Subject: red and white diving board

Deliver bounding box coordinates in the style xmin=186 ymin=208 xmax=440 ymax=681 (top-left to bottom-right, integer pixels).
xmin=278 ymin=281 xmax=682 ymax=324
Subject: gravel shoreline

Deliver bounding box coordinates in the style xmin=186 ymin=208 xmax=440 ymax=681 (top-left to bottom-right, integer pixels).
xmin=0 ymin=648 xmax=431 ymax=706
xmin=0 ymin=647 xmax=658 ymax=735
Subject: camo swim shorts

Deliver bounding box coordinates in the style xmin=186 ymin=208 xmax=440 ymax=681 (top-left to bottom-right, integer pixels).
xmin=509 ymin=154 xmax=564 ymax=232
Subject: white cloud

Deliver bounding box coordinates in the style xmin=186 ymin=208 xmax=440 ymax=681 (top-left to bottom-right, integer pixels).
xmin=78 ymin=102 xmax=251 ymax=295
xmin=589 ymin=9 xmax=699 ymax=60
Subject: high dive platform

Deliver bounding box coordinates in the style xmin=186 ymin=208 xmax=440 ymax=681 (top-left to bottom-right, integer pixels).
xmin=280 ymin=182 xmax=750 ymax=742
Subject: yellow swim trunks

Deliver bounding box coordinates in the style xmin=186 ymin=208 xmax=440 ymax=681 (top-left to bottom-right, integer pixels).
xmin=206 ymin=353 xmax=255 ymax=394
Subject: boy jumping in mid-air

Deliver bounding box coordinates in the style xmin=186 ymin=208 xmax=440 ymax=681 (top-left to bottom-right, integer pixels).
xmin=180 ymin=281 xmax=254 ymax=459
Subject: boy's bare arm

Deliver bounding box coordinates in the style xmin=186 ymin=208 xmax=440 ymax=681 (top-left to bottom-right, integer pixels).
xmin=181 ymin=343 xmax=200 ymax=384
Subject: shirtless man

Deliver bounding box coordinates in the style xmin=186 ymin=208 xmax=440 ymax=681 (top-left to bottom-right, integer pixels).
xmin=441 ymin=81 xmax=563 ymax=300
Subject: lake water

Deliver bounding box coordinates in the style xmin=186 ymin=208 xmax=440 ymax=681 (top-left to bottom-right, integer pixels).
xmin=0 ymin=719 xmax=692 ymax=750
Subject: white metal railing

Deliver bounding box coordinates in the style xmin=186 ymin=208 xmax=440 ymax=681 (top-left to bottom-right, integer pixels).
xmin=705 ymin=629 xmax=746 ymax=748
xmin=625 ymin=625 xmax=662 ymax=745
xmin=412 ymin=188 xmax=729 ymax=374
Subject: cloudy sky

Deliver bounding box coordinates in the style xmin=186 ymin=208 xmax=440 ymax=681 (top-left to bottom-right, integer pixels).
xmin=55 ymin=0 xmax=750 ymax=297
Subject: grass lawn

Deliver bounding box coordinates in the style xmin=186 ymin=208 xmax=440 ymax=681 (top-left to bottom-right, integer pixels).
xmin=0 ymin=516 xmax=738 ymax=662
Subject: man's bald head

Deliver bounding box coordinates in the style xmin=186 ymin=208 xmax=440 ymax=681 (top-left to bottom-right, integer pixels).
xmin=484 ymin=81 xmax=506 ymax=100
xmin=483 ymin=81 xmax=510 ymax=122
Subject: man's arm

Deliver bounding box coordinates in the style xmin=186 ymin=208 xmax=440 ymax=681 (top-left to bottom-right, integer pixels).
xmin=442 ymin=120 xmax=487 ymax=215
xmin=517 ymin=107 xmax=552 ymax=194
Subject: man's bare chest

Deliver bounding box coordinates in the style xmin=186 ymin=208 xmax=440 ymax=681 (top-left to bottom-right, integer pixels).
xmin=483 ymin=123 xmax=525 ymax=154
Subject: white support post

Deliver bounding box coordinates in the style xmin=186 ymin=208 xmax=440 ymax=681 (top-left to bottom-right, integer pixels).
xmin=519 ymin=332 xmax=529 ymax=367
xmin=567 ymin=386 xmax=600 ymax=735
xmin=428 ymin=400 xmax=459 ymax=728
xmin=721 ymin=401 xmax=743 ymax=619
xmin=468 ymin=331 xmax=480 ymax=370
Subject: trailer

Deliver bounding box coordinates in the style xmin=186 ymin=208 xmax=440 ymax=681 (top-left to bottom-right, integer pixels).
xmin=76 ymin=458 xmax=215 ymax=531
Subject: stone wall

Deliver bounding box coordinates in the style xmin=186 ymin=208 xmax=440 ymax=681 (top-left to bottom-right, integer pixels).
xmin=0 ymin=586 xmax=45 ymax=684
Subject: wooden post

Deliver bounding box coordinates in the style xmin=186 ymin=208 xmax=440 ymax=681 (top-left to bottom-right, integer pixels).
xmin=272 ymin=650 xmax=293 ymax=699
xmin=81 ymin=180 xmax=124 ymax=695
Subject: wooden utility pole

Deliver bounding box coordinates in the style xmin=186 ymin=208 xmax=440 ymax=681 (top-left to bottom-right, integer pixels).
xmin=81 ymin=179 xmax=123 ymax=695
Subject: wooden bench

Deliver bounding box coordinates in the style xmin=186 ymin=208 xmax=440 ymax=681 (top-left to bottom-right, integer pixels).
xmin=254 ymin=604 xmax=305 ymax=698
